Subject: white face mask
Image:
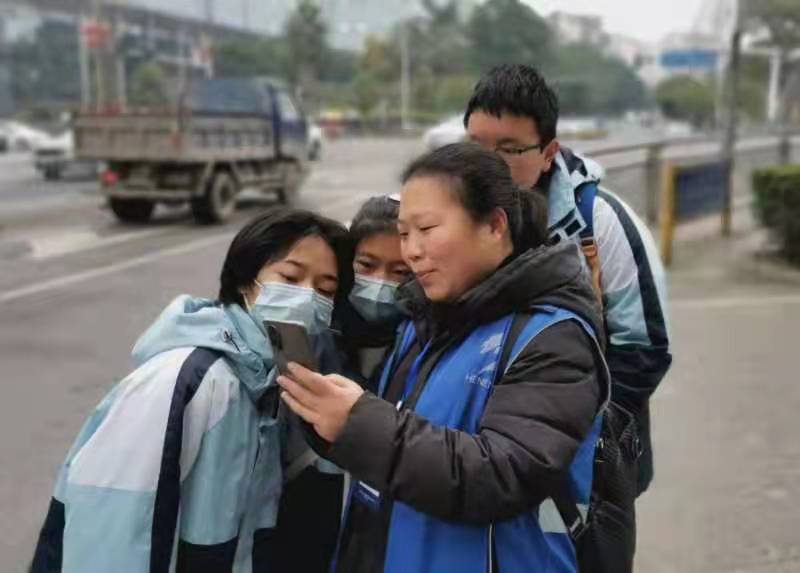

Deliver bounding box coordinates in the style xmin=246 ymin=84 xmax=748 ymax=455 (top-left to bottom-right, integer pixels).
xmin=248 ymin=281 xmax=334 ymax=336
xmin=348 ymin=274 xmax=402 ymax=324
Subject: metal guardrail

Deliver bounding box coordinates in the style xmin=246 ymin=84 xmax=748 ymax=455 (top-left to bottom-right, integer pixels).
xmin=577 ymin=129 xmax=800 ymax=225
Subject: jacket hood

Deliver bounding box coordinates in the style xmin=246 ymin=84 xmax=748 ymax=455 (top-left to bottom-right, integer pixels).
xmin=132 ymin=295 xmax=275 ymax=402
xmin=397 ymin=241 xmax=603 ymax=343
xmin=545 ymin=147 xmax=604 ymax=232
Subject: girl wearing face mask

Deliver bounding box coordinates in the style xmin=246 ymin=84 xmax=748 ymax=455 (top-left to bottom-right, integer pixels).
xmin=341 ymin=195 xmax=411 ymax=386
xmin=277 ymin=144 xmax=609 ymax=573
xmin=30 ymin=208 xmax=353 ymax=573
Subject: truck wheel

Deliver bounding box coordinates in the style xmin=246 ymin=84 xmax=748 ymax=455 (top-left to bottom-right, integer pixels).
xmin=277 ymin=162 xmax=303 ymax=205
xmin=192 ymin=171 xmax=238 ymax=224
xmin=109 ymin=198 xmax=154 ymax=223
xmin=43 ymin=166 xmax=62 ymax=181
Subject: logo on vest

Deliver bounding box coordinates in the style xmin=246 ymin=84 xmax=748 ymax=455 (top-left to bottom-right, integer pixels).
xmin=480 ymin=333 xmax=503 ymax=355
xmin=465 ymin=361 xmax=497 ymax=389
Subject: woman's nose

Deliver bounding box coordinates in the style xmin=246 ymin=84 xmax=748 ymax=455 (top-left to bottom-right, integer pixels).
xmin=402 ymin=234 xmax=423 ymax=262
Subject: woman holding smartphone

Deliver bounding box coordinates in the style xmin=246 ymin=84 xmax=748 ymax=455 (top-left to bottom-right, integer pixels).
xmin=278 ymin=143 xmax=609 ymax=573
xmin=31 ymin=208 xmax=352 ymax=573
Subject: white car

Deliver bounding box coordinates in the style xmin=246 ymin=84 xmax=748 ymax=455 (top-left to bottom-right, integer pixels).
xmin=307 ymin=122 xmax=323 ymax=161
xmin=0 ymin=120 xmax=53 ymax=152
xmin=423 ymin=115 xmax=466 ymax=150
xmin=34 ymin=130 xmax=98 ymax=180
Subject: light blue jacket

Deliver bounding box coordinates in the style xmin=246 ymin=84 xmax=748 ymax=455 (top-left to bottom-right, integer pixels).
xmin=30 ymin=295 xmax=325 ymax=573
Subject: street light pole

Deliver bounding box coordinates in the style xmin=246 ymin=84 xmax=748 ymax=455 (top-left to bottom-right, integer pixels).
xmin=721 ymin=0 xmax=742 ymax=237
xmin=400 ymin=21 xmax=410 ymax=131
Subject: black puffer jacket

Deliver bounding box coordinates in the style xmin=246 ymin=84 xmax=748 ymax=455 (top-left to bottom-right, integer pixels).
xmin=326 ymin=241 xmax=607 ymax=573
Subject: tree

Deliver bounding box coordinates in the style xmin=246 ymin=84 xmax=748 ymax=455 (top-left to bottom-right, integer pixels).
xmin=351 ymin=70 xmax=382 ymax=116
xmin=214 ymin=38 xmax=288 ymax=78
xmin=285 ymin=0 xmax=328 ymax=95
xmin=745 ymin=0 xmax=800 ymax=52
xmin=551 ymin=44 xmax=649 ymax=115
xmin=466 ymin=0 xmax=554 ymax=74
xmin=655 ymin=76 xmax=716 ymax=127
xmin=129 ymin=62 xmax=170 ymax=107
xmin=744 ymin=0 xmax=800 ymax=120
xmin=320 ymin=48 xmax=359 ymax=83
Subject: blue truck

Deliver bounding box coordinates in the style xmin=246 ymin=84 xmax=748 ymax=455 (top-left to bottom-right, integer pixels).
xmin=74 ymin=78 xmax=311 ymax=224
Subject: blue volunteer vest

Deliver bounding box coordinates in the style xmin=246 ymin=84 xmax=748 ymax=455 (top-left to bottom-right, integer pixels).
xmin=367 ymin=305 xmax=603 ymax=573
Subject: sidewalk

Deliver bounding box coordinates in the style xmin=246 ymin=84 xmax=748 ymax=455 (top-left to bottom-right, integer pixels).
xmin=635 ymin=206 xmax=800 ymax=572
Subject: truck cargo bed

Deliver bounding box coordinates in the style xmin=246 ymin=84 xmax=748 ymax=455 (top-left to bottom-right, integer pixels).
xmin=74 ymin=112 xmax=276 ymax=163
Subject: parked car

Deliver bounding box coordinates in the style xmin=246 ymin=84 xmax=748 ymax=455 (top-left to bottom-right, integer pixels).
xmin=423 ymin=115 xmax=466 ymax=150
xmin=33 ymin=130 xmax=98 ymax=180
xmin=0 ymin=120 xmax=52 ymax=151
xmin=558 ymin=117 xmax=608 ymax=140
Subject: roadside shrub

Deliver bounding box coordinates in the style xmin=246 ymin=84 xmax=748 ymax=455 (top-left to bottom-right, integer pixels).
xmin=752 ymin=165 xmax=800 ymax=265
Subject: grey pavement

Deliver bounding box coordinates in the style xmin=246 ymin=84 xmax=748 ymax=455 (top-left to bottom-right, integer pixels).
xmin=1 ymin=138 xmax=799 ymax=572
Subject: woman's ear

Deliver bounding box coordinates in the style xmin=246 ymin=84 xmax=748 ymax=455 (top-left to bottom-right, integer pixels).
xmin=240 ymin=285 xmax=257 ymax=310
xmin=488 ymin=207 xmax=510 ymax=240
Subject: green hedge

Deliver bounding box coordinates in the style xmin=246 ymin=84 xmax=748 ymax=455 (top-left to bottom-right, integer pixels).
xmin=752 ymin=165 xmax=800 ymax=265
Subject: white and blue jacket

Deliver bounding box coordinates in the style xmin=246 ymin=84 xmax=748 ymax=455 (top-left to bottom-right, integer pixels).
xmin=30 ymin=296 xmax=328 ymax=573
xmin=547 ymin=148 xmax=672 ymax=491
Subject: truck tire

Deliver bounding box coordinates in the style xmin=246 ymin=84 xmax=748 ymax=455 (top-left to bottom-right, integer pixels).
xmin=277 ymin=162 xmax=303 ymax=205
xmin=192 ymin=171 xmax=238 ymax=224
xmin=109 ymin=198 xmax=154 ymax=223
xmin=43 ymin=166 xmax=62 ymax=181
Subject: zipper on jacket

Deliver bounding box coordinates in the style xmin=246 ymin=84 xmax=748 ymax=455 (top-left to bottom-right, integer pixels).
xmin=222 ymin=329 xmax=241 ymax=353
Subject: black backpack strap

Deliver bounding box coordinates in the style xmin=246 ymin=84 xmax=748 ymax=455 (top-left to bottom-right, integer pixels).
xmin=495 ymin=313 xmax=588 ymax=544
xmin=494 ymin=313 xmax=532 ymax=382
xmin=552 ymin=483 xmax=587 ymax=542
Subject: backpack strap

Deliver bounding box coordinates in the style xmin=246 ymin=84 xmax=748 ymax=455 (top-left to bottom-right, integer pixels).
xmin=494 ymin=313 xmax=531 ymax=380
xmin=576 ymin=183 xmax=604 ymax=310
xmin=576 ymin=182 xmax=597 ymax=240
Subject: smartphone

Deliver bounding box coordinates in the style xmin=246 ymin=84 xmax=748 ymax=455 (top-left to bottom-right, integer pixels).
xmin=264 ymin=320 xmax=319 ymax=375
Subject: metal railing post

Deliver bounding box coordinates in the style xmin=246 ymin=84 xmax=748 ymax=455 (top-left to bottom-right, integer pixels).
xmin=644 ymin=142 xmax=664 ymax=226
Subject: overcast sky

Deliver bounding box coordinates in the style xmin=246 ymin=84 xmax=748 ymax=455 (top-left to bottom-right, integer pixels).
xmin=527 ymin=0 xmax=710 ymax=45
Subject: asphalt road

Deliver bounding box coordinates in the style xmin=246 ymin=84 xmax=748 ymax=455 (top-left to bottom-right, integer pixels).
xmin=1 ymin=137 xmax=798 ymax=572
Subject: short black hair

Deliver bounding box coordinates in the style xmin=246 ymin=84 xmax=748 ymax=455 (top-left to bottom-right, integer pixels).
xmin=218 ymin=208 xmax=353 ymax=310
xmin=349 ymin=196 xmax=400 ymax=247
xmin=401 ymin=142 xmax=548 ymax=252
xmin=463 ymin=64 xmax=559 ymax=145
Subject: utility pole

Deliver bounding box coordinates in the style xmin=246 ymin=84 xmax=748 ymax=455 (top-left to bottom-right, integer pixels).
xmin=400 ymin=21 xmax=411 ymax=131
xmin=92 ymin=0 xmax=106 ymax=109
xmin=721 ymin=0 xmax=742 ymax=237
xmin=78 ymin=12 xmax=91 ymax=107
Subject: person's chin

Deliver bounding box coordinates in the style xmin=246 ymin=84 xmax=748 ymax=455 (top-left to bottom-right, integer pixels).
xmin=421 ymin=284 xmax=445 ymax=302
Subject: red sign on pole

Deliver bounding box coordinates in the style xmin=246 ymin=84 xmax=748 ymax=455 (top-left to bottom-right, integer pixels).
xmin=82 ymin=20 xmax=112 ymax=50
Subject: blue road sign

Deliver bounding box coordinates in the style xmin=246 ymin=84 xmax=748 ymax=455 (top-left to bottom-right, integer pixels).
xmin=660 ymin=49 xmax=719 ymax=71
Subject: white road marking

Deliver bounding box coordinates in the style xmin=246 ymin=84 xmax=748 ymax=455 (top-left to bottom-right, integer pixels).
xmin=0 ymin=232 xmax=235 ymax=305
xmin=0 ymin=201 xmax=357 ymax=304
xmin=671 ymin=293 xmax=800 ymax=311
xmin=29 ymin=227 xmax=168 ymax=260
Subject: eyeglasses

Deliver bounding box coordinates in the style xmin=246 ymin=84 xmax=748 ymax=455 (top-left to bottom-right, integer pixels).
xmin=494 ymin=142 xmax=545 ymax=157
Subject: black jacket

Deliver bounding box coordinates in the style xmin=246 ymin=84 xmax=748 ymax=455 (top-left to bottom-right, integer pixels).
xmin=327 ymin=242 xmax=607 ymax=572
